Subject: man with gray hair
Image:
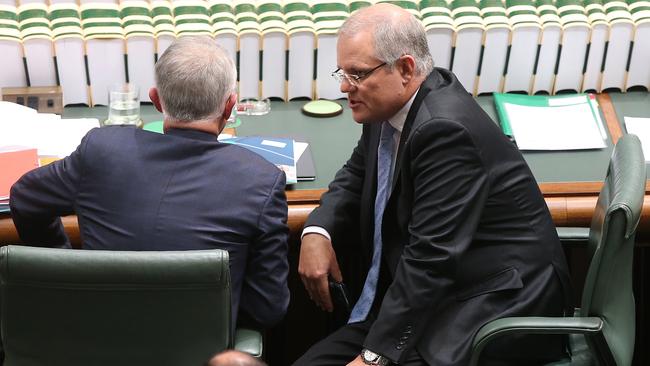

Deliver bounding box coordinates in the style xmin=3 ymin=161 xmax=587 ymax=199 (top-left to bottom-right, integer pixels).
xmin=296 ymin=4 xmax=571 ymax=365
xmin=10 ymin=36 xmax=290 ymax=329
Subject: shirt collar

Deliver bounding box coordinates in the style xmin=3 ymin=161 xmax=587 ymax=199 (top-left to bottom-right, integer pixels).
xmin=165 ymin=127 xmax=219 ymax=142
xmin=386 ymin=88 xmax=419 ymax=133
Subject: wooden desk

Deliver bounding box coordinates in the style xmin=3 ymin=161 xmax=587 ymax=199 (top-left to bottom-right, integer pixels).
xmin=1 ymin=93 xmax=649 ymax=365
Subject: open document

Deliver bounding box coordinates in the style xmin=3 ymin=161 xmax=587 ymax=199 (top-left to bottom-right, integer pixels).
xmin=624 ymin=117 xmax=650 ymax=162
xmin=494 ymin=93 xmax=607 ymax=150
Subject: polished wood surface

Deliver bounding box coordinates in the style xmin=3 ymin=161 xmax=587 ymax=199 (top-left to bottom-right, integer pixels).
xmin=3 ymin=185 xmax=650 ymax=247
xmin=597 ymin=93 xmax=623 ymax=144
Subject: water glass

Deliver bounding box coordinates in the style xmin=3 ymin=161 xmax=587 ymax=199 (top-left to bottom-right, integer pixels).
xmin=107 ymin=84 xmax=140 ymax=126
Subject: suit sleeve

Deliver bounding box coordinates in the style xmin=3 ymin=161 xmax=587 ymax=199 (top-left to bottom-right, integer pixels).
xmin=240 ymin=170 xmax=290 ymax=328
xmin=9 ymin=130 xmax=92 ymax=248
xmin=364 ymin=120 xmax=490 ymax=363
xmin=304 ymin=129 xmax=368 ymax=244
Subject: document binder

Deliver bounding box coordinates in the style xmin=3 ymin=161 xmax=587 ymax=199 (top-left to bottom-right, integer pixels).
xmin=0 ymin=146 xmax=39 ymax=202
xmin=493 ymin=92 xmax=606 ymax=150
xmin=221 ymin=136 xmax=298 ymax=184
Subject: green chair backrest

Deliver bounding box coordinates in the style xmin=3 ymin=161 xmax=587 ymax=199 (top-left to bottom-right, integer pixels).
xmin=0 ymin=5 xmax=20 ymax=42
xmin=120 ymin=0 xmax=155 ymax=39
xmin=582 ymin=134 xmax=645 ymax=366
xmin=0 ymin=246 xmax=232 ymax=366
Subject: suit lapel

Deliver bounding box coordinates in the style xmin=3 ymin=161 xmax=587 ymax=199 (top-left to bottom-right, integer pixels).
xmin=361 ymin=123 xmax=382 ymax=258
xmin=389 ymin=70 xmax=440 ymax=192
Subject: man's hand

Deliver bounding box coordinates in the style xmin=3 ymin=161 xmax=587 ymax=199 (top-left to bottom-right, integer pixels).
xmin=298 ymin=233 xmax=342 ymax=312
xmin=346 ymin=355 xmax=365 ymax=366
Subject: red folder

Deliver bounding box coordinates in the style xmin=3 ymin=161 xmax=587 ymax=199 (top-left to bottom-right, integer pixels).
xmin=0 ymin=146 xmax=39 ymax=201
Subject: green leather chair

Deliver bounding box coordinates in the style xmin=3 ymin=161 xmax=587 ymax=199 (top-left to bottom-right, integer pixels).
xmin=470 ymin=134 xmax=646 ymax=366
xmin=0 ymin=246 xmax=262 ymax=366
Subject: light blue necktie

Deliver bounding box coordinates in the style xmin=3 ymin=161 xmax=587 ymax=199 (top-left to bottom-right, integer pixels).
xmin=349 ymin=121 xmax=395 ymax=323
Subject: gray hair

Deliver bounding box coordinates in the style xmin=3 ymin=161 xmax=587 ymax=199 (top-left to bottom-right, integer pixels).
xmin=339 ymin=6 xmax=434 ymax=76
xmin=155 ymin=36 xmax=236 ymax=122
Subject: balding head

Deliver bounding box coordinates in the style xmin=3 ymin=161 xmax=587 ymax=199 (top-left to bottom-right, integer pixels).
xmin=339 ymin=3 xmax=433 ymax=76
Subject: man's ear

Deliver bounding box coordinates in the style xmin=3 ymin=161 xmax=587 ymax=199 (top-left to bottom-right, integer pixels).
xmin=222 ymin=93 xmax=237 ymax=121
xmin=398 ymin=55 xmax=416 ymax=84
xmin=149 ymin=88 xmax=163 ymax=113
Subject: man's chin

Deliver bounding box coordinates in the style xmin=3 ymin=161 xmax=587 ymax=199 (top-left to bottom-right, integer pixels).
xmin=351 ymin=110 xmax=381 ymax=124
xmin=352 ymin=115 xmax=381 ymax=124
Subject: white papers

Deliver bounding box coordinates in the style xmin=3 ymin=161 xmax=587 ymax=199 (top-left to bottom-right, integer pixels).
xmin=504 ymin=101 xmax=606 ymax=150
xmin=624 ymin=117 xmax=650 ymax=161
xmin=294 ymin=141 xmax=308 ymax=160
xmin=0 ymin=101 xmax=99 ymax=158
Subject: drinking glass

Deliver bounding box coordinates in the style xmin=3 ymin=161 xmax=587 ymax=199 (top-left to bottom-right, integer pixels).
xmin=107 ymin=84 xmax=140 ymax=126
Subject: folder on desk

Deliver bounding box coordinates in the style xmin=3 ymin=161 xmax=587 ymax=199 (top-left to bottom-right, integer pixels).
xmin=493 ymin=93 xmax=607 ymax=150
xmin=221 ymin=136 xmax=298 ymax=184
xmin=0 ymin=146 xmax=39 ymax=202
xmin=295 ymin=141 xmax=316 ymax=182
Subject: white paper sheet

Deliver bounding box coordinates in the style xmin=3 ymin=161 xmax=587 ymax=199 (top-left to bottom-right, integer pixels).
xmin=624 ymin=117 xmax=650 ymax=162
xmin=0 ymin=101 xmax=99 ymax=157
xmin=294 ymin=141 xmax=308 ymax=160
xmin=504 ymin=102 xmax=606 ymax=150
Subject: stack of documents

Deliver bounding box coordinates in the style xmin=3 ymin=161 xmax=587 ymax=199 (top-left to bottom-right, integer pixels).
xmin=493 ymin=93 xmax=607 ymax=150
xmin=623 ymin=117 xmax=650 ymax=162
xmin=0 ymin=101 xmax=100 ymax=212
xmin=220 ymin=136 xmax=315 ymax=185
xmin=220 ymin=136 xmax=297 ymax=184
xmin=0 ymin=101 xmax=100 ymax=159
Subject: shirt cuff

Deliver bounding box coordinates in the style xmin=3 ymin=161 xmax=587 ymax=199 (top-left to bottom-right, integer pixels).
xmin=301 ymin=226 xmax=331 ymax=241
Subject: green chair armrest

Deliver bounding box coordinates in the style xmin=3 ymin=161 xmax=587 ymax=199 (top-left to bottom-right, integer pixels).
xmin=470 ymin=317 xmax=603 ymax=366
xmin=234 ymin=327 xmax=264 ymax=358
xmin=556 ymin=227 xmax=590 ymax=244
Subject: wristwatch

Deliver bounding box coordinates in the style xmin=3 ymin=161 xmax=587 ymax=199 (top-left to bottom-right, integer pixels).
xmin=361 ymin=349 xmax=390 ymax=366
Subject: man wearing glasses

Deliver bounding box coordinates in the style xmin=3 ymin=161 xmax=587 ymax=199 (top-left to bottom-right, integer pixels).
xmin=296 ymin=3 xmax=571 ymax=366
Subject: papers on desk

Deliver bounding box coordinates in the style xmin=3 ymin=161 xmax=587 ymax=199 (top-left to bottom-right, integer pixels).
xmin=221 ymin=136 xmax=299 ymax=184
xmin=0 ymin=101 xmax=100 ymax=158
xmin=493 ymin=93 xmax=607 ymax=151
xmin=624 ymin=117 xmax=650 ymax=162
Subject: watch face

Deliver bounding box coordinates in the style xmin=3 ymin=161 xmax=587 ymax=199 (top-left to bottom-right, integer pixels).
xmin=362 ymin=349 xmax=379 ymax=363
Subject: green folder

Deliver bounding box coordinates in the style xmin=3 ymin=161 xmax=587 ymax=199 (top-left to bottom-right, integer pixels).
xmin=493 ymin=93 xmax=602 ymax=137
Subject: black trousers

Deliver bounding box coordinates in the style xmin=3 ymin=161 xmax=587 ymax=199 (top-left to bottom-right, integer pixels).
xmin=291 ymin=318 xmax=561 ymax=366
xmin=291 ymin=318 xmax=426 ymax=366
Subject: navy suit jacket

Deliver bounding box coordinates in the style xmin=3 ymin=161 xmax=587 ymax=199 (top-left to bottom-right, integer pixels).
xmin=306 ymin=69 xmax=573 ymax=364
xmin=10 ymin=126 xmax=290 ymax=328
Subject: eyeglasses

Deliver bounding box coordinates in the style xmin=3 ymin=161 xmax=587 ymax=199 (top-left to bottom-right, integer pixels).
xmin=331 ymin=62 xmax=387 ymax=86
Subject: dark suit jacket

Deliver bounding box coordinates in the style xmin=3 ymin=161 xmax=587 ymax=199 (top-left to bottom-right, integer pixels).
xmin=306 ymin=68 xmax=572 ymax=365
xmin=10 ymin=126 xmax=290 ymax=328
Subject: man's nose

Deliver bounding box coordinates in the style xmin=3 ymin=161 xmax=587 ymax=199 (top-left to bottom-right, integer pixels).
xmin=340 ymin=78 xmax=355 ymax=93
